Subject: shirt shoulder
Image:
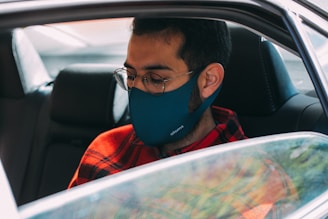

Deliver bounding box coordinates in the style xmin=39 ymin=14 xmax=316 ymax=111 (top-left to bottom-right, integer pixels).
xmin=89 ymin=124 xmax=134 ymax=152
xmin=212 ymin=106 xmax=247 ymax=142
xmin=212 ymin=106 xmax=238 ymax=122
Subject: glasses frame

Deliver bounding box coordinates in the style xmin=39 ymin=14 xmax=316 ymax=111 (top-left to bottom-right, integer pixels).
xmin=114 ymin=67 xmax=194 ymax=95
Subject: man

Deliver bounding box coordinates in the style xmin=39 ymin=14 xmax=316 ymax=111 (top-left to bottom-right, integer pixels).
xmin=68 ymin=17 xmax=298 ymax=217
xmin=68 ymin=18 xmax=247 ymax=187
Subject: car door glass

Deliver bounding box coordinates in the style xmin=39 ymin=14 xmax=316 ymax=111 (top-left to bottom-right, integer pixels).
xmin=276 ymin=44 xmax=315 ymax=95
xmin=19 ymin=132 xmax=328 ymax=218
xmin=303 ymin=24 xmax=328 ymax=76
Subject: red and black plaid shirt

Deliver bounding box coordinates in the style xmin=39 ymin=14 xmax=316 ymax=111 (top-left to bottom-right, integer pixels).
xmin=68 ymin=106 xmax=246 ymax=188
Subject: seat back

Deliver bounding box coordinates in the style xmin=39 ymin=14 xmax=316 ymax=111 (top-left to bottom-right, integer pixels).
xmin=19 ymin=64 xmax=129 ymax=204
xmin=0 ymin=29 xmax=50 ymax=204
xmin=214 ymin=27 xmax=324 ymax=137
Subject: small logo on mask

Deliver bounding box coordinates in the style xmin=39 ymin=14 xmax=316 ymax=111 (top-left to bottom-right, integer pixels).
xmin=170 ymin=125 xmax=184 ymax=136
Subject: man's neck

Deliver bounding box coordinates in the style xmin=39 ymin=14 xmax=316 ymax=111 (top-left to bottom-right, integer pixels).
xmin=160 ymin=108 xmax=215 ymax=155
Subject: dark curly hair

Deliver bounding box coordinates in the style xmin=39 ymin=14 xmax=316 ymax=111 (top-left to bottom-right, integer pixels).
xmin=132 ymin=18 xmax=231 ymax=70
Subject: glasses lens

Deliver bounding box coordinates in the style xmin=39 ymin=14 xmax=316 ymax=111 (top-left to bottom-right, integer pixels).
xmin=114 ymin=68 xmax=130 ymax=91
xmin=144 ymin=72 xmax=165 ymax=94
xmin=114 ymin=69 xmax=165 ymax=94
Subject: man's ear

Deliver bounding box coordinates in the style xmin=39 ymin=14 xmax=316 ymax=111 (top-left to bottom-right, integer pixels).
xmin=198 ymin=63 xmax=224 ymax=99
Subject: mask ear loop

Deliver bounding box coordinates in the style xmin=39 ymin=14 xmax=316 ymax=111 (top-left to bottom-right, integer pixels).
xmin=188 ymin=66 xmax=212 ymax=112
xmin=190 ymin=85 xmax=222 ymax=119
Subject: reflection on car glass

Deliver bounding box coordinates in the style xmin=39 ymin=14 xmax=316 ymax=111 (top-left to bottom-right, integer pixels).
xmin=19 ymin=132 xmax=328 ymax=219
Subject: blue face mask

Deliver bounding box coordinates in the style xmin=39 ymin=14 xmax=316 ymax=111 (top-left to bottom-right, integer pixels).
xmin=128 ymin=73 xmax=221 ymax=146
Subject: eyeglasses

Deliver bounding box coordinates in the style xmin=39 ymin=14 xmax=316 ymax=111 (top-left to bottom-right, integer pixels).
xmin=113 ymin=67 xmax=193 ymax=95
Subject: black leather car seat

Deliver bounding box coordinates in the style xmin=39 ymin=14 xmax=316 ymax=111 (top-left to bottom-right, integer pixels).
xmin=214 ymin=26 xmax=327 ymax=137
xmin=19 ymin=63 xmax=130 ymax=204
xmin=0 ymin=28 xmax=51 ymax=204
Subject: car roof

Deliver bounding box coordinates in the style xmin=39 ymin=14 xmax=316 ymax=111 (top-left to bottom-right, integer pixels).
xmin=0 ymin=0 xmax=325 ymax=44
xmin=0 ymin=0 xmax=291 ymax=48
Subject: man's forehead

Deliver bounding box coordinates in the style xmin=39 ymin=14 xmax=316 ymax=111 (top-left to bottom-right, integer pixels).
xmin=126 ymin=30 xmax=188 ymax=72
xmin=132 ymin=29 xmax=184 ymax=45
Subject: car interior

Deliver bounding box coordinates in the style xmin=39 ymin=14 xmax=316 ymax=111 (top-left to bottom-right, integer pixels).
xmin=0 ymin=17 xmax=327 ymax=206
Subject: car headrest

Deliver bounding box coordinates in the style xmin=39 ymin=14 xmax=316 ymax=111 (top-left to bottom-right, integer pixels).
xmin=51 ymin=64 xmax=129 ymax=127
xmin=214 ymin=27 xmax=298 ymax=116
xmin=0 ymin=29 xmax=50 ymax=98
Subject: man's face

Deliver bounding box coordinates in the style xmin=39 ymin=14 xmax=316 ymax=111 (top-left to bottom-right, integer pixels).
xmin=124 ymin=32 xmax=190 ymax=93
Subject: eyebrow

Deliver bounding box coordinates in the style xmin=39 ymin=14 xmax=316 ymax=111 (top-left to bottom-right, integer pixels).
xmin=124 ymin=62 xmax=173 ymax=71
